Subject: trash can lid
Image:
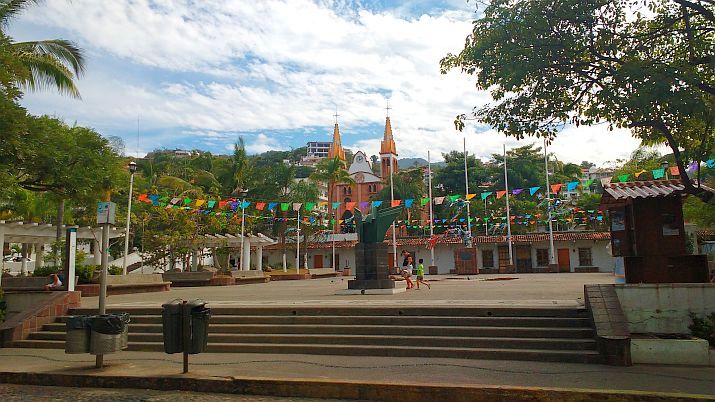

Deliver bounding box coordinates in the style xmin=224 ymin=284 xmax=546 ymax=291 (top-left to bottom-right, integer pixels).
xmin=66 ymin=315 xmax=89 ymax=329
xmin=186 ymin=299 xmax=207 ymax=309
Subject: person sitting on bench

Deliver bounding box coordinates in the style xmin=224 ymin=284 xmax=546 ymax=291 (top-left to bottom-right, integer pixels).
xmin=43 ymin=273 xmax=62 ymax=290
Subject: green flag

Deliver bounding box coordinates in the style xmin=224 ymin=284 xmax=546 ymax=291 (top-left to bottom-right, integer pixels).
xmin=618 ymin=174 xmax=630 ymax=182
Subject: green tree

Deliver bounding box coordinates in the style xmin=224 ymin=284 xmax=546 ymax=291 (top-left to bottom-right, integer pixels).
xmin=0 ymin=0 xmax=85 ymax=98
xmin=441 ymin=0 xmax=714 ymax=200
xmin=310 ymin=156 xmax=354 ymax=225
xmin=434 ymin=151 xmax=494 ymax=196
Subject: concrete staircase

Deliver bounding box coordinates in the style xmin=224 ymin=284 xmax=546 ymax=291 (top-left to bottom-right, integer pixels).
xmin=12 ymin=306 xmax=604 ymax=364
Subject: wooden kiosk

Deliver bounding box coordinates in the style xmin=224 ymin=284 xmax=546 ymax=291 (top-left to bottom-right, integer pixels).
xmin=600 ymin=180 xmax=711 ymax=283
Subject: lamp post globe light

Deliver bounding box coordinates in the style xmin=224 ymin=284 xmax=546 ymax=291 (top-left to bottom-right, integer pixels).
xmin=661 ymin=160 xmax=669 ymax=180
xmin=122 ymin=161 xmax=137 ymax=275
xmin=239 ymin=189 xmax=248 ymax=271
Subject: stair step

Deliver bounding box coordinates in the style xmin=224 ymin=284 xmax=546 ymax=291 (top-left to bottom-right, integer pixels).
xmin=28 ymin=331 xmax=596 ymax=350
xmin=42 ymin=322 xmax=594 ymax=338
xmin=68 ymin=306 xmax=587 ymax=318
xmin=59 ymin=315 xmax=590 ymax=328
xmin=11 ymin=339 xmax=603 ymax=364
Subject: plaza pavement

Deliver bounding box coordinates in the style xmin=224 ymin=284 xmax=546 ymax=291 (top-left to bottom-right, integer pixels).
xmin=4 ymin=273 xmax=714 ymax=400
xmin=80 ymin=273 xmax=615 ymax=308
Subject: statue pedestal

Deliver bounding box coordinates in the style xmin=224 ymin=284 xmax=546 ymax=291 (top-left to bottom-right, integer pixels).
xmin=339 ymin=243 xmax=405 ymax=294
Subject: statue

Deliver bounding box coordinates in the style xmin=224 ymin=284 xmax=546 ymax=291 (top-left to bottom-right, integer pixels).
xmin=354 ymin=205 xmax=402 ymax=244
xmin=348 ymin=205 xmax=403 ymax=290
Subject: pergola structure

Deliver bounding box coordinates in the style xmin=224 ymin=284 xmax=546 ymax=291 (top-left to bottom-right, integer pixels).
xmin=0 ymin=220 xmax=125 ymax=285
xmin=182 ymin=233 xmax=276 ymax=272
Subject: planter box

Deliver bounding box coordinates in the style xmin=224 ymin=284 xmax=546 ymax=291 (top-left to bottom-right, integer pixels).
xmin=631 ymin=335 xmax=712 ymax=366
xmin=342 ymin=268 xmax=352 ymax=276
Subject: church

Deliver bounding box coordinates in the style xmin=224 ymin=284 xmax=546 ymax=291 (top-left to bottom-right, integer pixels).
xmin=327 ymin=115 xmax=399 ymax=232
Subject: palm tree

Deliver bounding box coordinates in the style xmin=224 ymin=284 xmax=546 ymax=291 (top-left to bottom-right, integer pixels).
xmin=230 ymin=138 xmax=252 ymax=196
xmin=0 ymin=0 xmax=85 ymax=98
xmin=310 ymin=156 xmax=354 ymax=230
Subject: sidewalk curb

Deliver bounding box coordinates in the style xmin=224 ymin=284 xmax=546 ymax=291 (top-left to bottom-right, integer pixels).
xmin=0 ymin=372 xmax=711 ymax=401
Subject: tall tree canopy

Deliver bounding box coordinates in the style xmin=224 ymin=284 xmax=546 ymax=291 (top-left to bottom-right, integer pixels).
xmin=441 ymin=0 xmax=714 ymax=199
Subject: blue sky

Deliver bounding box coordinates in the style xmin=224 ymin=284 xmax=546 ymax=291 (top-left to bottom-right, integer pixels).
xmin=12 ymin=0 xmax=645 ymax=165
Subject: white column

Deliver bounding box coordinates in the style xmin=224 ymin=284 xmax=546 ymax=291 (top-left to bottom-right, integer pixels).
xmin=242 ymin=238 xmax=251 ymax=271
xmin=20 ymin=243 xmax=28 ymax=276
xmin=256 ymin=246 xmax=263 ymax=271
xmin=35 ymin=244 xmax=44 ymax=268
xmin=191 ymin=250 xmax=198 ymax=272
xmin=93 ymin=239 xmax=102 ymax=265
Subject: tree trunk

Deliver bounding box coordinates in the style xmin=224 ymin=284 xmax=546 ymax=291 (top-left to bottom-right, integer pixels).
xmin=56 ymin=198 xmax=65 ymax=241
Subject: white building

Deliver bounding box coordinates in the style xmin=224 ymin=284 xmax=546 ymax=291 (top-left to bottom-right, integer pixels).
xmin=262 ymin=232 xmax=614 ymax=274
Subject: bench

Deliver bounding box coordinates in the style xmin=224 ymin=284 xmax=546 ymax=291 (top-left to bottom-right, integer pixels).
xmin=77 ymin=274 xmax=170 ymax=296
xmin=231 ymin=270 xmax=269 ymax=284
xmin=1 ymin=276 xmax=78 ymax=292
xmin=162 ymin=271 xmax=213 ymax=287
xmin=308 ymin=268 xmax=340 ymax=278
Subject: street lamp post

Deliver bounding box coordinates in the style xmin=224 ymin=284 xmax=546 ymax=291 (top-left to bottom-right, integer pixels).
xmin=661 ymin=160 xmax=669 ymax=180
xmin=239 ymin=190 xmax=248 ymax=271
xmin=122 ymin=161 xmax=137 ymax=275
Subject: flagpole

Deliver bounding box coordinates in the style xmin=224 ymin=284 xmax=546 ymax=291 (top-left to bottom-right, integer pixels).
xmin=544 ymin=139 xmax=556 ymax=267
xmin=428 ymin=150 xmax=435 ymax=268
xmin=504 ymin=144 xmax=513 ymax=266
xmin=484 ymin=198 xmax=488 ymax=235
xmin=296 ymin=208 xmax=300 ymax=274
xmin=390 ymin=155 xmax=397 ymax=269
xmin=463 ymin=138 xmax=472 ymax=245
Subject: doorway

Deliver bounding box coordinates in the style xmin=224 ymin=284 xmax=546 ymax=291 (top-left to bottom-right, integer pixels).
xmin=313 ymin=254 xmax=323 ymax=269
xmin=557 ymin=248 xmax=571 ymax=272
xmin=515 ymin=246 xmax=533 ymax=273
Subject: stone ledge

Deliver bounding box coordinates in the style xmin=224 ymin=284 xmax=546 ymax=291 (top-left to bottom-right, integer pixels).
xmin=0 ymin=372 xmax=710 ymax=402
xmin=584 ymin=284 xmax=632 ymax=366
xmin=0 ymin=291 xmax=81 ymax=346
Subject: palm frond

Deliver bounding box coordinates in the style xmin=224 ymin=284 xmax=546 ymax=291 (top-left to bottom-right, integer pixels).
xmin=12 ymin=39 xmax=85 ymax=76
xmin=0 ymin=0 xmax=39 ymax=28
xmin=13 ymin=50 xmax=80 ymax=98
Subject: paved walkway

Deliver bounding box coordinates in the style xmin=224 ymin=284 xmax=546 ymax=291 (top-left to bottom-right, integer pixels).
xmin=0 ymin=384 xmax=349 ymax=401
xmin=80 ymin=273 xmax=614 ymax=308
xmin=0 ymin=348 xmax=712 ymax=397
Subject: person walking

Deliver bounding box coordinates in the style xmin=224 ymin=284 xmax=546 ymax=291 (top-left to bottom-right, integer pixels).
xmin=401 ymin=255 xmax=414 ymax=289
xmin=415 ymin=259 xmax=430 ymax=289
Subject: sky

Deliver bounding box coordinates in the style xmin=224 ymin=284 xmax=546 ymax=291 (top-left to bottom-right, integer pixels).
xmin=12 ymin=0 xmax=647 ymax=165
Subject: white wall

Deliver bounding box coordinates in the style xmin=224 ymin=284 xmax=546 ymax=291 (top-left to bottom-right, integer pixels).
xmin=615 ymin=284 xmax=715 ymax=334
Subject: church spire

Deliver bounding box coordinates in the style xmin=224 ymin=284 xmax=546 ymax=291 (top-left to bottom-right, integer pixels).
xmin=327 ymin=111 xmax=346 ymax=161
xmin=380 ymin=116 xmax=397 ymax=156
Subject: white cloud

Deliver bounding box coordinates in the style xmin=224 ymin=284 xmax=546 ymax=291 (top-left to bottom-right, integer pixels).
xmin=243 ymin=133 xmax=288 ymax=154
xmin=15 ymin=0 xmax=645 ymax=165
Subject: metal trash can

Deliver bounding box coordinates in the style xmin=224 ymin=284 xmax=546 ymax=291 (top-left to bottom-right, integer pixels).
xmin=117 ymin=312 xmax=131 ymax=350
xmin=187 ymin=299 xmax=210 ymax=354
xmin=89 ymin=314 xmax=124 ymax=355
xmin=65 ymin=315 xmax=90 ymax=354
xmin=162 ymin=299 xmax=183 ymax=354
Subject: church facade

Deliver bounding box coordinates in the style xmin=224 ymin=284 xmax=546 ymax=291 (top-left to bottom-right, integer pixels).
xmin=328 ymin=115 xmax=399 ymax=232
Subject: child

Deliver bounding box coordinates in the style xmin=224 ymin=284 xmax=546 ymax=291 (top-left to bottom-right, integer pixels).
xmin=401 ymin=255 xmax=414 ymax=289
xmin=415 ymin=259 xmax=430 ymax=289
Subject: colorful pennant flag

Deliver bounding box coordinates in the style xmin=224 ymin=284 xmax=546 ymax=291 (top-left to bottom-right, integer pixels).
xmin=207 ymin=200 xmax=216 ymax=209
xmin=687 ymin=162 xmax=699 ymax=172
xmin=466 ymin=193 xmax=476 ymax=200
xmin=480 ymin=192 xmax=492 ymax=200
xmin=670 ymin=166 xmax=680 ymax=176
xmin=183 ymin=198 xmax=192 ymax=206
xmin=255 ymin=202 xmax=266 ymax=210
xmin=292 ymin=203 xmax=302 ymax=211
xmin=332 ymin=202 xmax=341 ymax=209
xmin=346 ymin=202 xmax=356 ymax=210
xmin=584 ymin=180 xmax=594 ymax=188
xmin=304 ymin=202 xmax=315 ymax=211
xmin=634 ymin=169 xmax=647 ymax=178
xmin=391 ymin=200 xmax=401 ymax=207
xmin=359 ymin=201 xmax=369 ymax=210
xmin=707 ymin=159 xmax=715 ymax=169
xmin=512 ymin=189 xmax=523 ymax=196
xmin=420 ymin=198 xmax=429 ymax=206
xmin=280 ymin=203 xmax=290 ymax=211
xmin=496 ymin=190 xmax=506 ymax=199
xmin=529 ymin=187 xmax=540 ymax=196
xmin=404 ymin=199 xmax=414 ymax=208
xmin=652 ymin=168 xmax=665 ymax=179
xmin=372 ymin=200 xmax=383 ymax=208
xmin=449 ymin=195 xmax=460 ymax=202
xmin=617 ymin=174 xmax=629 ymax=183
xmin=551 ymin=184 xmax=563 ymax=193
xmin=434 ymin=196 xmax=445 ymax=205
xmin=566 ymin=181 xmax=579 ymax=191
xmin=240 ymin=201 xmax=251 ymax=209
xmin=267 ymin=202 xmax=278 ymax=211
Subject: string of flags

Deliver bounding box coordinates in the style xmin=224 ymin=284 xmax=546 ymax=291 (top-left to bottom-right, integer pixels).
xmin=135 ymin=159 xmax=713 ymax=214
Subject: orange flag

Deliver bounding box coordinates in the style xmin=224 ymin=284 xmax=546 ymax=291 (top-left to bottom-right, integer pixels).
xmin=391 ymin=200 xmax=401 ymax=207
xmin=496 ymin=190 xmax=506 ymax=199
xmin=346 ymin=202 xmax=356 ymax=210
xmin=551 ymin=184 xmax=563 ymax=193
